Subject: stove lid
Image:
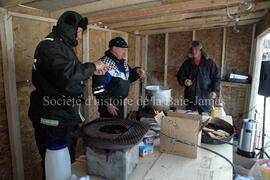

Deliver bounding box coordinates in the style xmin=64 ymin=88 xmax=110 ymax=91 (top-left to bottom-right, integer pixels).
xmin=83 ymin=118 xmax=150 ymax=150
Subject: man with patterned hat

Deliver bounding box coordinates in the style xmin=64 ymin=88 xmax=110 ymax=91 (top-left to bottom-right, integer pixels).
xmin=28 ymin=11 xmax=108 ymax=178
xmin=92 ymin=37 xmax=146 ymax=119
xmin=176 ymin=41 xmax=221 ymax=113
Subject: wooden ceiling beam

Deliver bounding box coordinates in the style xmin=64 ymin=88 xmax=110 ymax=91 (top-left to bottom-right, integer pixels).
xmin=84 ymin=1 xmax=161 ymax=17
xmin=116 ymin=11 xmax=266 ymax=32
xmin=53 ymin=0 xmax=161 ymax=17
xmin=107 ymin=1 xmax=270 ymax=28
xmin=161 ymin=0 xmax=192 ymax=5
xmin=88 ymin=0 xmax=242 ymax=24
xmin=0 ymin=0 xmax=36 ymax=8
xmin=140 ymin=18 xmax=260 ymax=34
xmin=108 ymin=7 xmax=239 ymax=28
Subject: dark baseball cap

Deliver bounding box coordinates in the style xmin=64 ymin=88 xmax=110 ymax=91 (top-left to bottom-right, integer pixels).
xmin=109 ymin=37 xmax=128 ymax=48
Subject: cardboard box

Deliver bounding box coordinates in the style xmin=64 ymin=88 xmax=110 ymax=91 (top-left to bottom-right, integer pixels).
xmin=139 ymin=145 xmax=154 ymax=157
xmin=160 ymin=112 xmax=202 ymax=159
xmin=233 ymin=152 xmax=257 ymax=176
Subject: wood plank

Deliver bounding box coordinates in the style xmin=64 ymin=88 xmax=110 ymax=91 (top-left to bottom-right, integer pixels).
xmin=221 ymin=81 xmax=251 ymax=88
xmin=105 ymin=31 xmax=112 ymax=48
xmin=88 ymin=0 xmax=241 ymax=24
xmin=192 ymin=30 xmax=196 ymax=40
xmin=0 ymin=7 xmax=6 ymax=13
xmin=162 ymin=0 xmax=191 ymax=4
xmin=116 ymin=11 xmax=266 ymax=32
xmin=8 ymin=11 xmax=57 ymax=23
xmin=145 ymin=143 xmax=233 ymax=180
xmin=0 ymin=13 xmax=24 ymax=180
xmin=147 ymin=34 xmax=165 ymax=85
xmin=12 ymin=16 xmax=52 ymax=82
xmin=245 ymin=24 xmax=256 ymax=115
xmin=249 ymin=24 xmax=257 ymax=74
xmin=88 ymin=25 xmax=128 ymax=35
xmin=145 ymin=116 xmax=233 ymax=180
xmin=221 ymin=27 xmax=226 ymax=79
xmin=164 ymin=33 xmax=168 ymax=86
xmin=225 ymin=24 xmax=253 ymax=76
xmin=82 ymin=28 xmax=91 ymax=121
xmin=84 ymin=1 xmax=161 ymax=17
xmin=142 ymin=35 xmax=148 ymax=97
xmin=127 ymin=35 xmax=142 ymax=113
xmin=54 ymin=0 xmax=160 ymax=17
xmin=88 ymin=28 xmax=107 ymax=120
xmin=7 ymin=5 xmax=57 ymax=18
xmin=167 ymin=31 xmax=191 ymax=109
xmin=196 ymin=28 xmax=223 ymax=70
xmin=247 ymin=40 xmax=260 ymax=118
xmin=139 ymin=18 xmax=260 ymax=35
xmin=129 ymin=151 xmax=162 ymax=180
xmin=107 ymin=6 xmax=239 ymax=28
xmin=105 ymin=1 xmax=270 ymax=27
xmin=0 ymin=0 xmax=36 ymax=8
xmin=248 ymin=27 xmax=268 ymax=118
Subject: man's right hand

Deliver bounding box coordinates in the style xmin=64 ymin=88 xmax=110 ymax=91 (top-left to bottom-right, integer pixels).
xmin=184 ymin=79 xmax=192 ymax=87
xmin=93 ymin=61 xmax=108 ymax=75
xmin=107 ymin=104 xmax=119 ymax=116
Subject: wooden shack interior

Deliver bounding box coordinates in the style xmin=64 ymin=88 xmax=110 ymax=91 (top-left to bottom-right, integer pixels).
xmin=1 ymin=0 xmax=270 ymax=179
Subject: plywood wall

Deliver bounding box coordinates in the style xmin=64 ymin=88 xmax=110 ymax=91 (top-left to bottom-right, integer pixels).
xmin=225 ymin=25 xmax=253 ymax=76
xmin=75 ymin=39 xmax=83 ymax=62
xmin=85 ymin=29 xmax=108 ymax=120
xmin=147 ymin=34 xmax=165 ymax=85
xmin=0 ymin=28 xmax=13 ymax=180
xmin=168 ymin=31 xmax=192 ymax=108
xmin=196 ymin=28 xmax=223 ymax=69
xmin=13 ymin=17 xmax=52 ymax=82
xmin=221 ymin=82 xmax=251 ymax=127
xmin=127 ymin=34 xmax=144 ymax=112
xmin=12 ymin=11 xmax=53 ymax=180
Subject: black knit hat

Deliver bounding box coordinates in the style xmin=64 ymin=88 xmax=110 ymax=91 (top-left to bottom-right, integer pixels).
xmin=78 ymin=17 xmax=88 ymax=30
xmin=109 ymin=37 xmax=128 ymax=48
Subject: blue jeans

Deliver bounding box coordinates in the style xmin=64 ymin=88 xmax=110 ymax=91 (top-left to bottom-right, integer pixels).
xmin=186 ymin=103 xmax=212 ymax=114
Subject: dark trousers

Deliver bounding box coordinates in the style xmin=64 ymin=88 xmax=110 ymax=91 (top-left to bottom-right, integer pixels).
xmin=186 ymin=103 xmax=212 ymax=114
xmin=32 ymin=121 xmax=78 ymax=180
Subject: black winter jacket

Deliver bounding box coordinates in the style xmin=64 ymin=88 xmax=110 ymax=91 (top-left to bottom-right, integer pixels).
xmin=176 ymin=56 xmax=221 ymax=105
xmin=92 ymin=51 xmax=140 ymax=106
xmin=28 ymin=11 xmax=96 ymax=126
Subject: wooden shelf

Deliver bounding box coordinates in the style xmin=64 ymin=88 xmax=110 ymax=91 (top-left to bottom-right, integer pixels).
xmin=221 ymin=81 xmax=251 ymax=88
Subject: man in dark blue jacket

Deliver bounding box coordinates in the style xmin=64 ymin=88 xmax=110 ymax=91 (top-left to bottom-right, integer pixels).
xmin=176 ymin=41 xmax=221 ymax=113
xmin=92 ymin=37 xmax=145 ymax=119
xmin=28 ymin=11 xmax=107 ymax=179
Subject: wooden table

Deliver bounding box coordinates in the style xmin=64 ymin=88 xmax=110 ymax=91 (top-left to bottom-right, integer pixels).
xmin=72 ymin=116 xmax=233 ymax=180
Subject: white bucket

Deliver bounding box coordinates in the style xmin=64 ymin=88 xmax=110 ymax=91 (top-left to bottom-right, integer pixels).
xmin=45 ymin=139 xmax=71 ymax=180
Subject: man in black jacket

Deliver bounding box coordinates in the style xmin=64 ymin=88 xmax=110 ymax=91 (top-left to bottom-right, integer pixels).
xmin=28 ymin=11 xmax=107 ymax=178
xmin=176 ymin=41 xmax=221 ymax=113
xmin=92 ymin=37 xmax=145 ymax=119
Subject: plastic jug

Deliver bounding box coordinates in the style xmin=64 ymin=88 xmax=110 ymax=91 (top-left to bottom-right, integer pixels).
xmin=215 ymin=103 xmax=226 ymax=120
xmin=45 ymin=139 xmax=71 ymax=180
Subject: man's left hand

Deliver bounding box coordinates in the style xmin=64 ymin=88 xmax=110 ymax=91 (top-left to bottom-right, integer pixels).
xmin=136 ymin=68 xmax=146 ymax=78
xmin=210 ymin=92 xmax=217 ymax=99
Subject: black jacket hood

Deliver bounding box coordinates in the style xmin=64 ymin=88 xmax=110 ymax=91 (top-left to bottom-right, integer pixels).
xmin=54 ymin=11 xmax=84 ymax=47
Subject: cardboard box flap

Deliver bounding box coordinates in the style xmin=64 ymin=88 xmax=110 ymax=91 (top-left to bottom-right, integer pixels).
xmin=167 ymin=112 xmax=202 ymax=121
